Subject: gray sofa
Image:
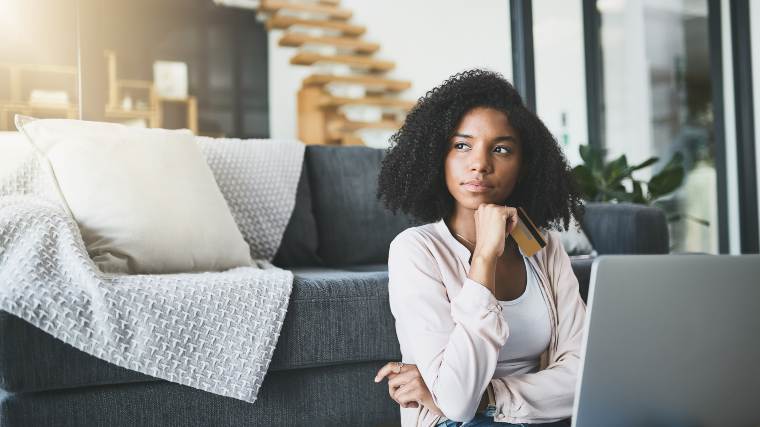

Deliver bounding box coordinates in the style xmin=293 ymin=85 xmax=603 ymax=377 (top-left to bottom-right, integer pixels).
xmin=0 ymin=145 xmax=669 ymax=426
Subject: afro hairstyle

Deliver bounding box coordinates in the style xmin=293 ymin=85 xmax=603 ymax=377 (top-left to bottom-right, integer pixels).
xmin=377 ymin=68 xmax=583 ymax=231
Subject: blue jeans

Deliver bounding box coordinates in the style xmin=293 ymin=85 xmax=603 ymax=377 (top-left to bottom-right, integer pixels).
xmin=436 ymin=405 xmax=571 ymax=427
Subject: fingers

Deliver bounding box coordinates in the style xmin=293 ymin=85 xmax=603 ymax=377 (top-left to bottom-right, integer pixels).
xmin=474 ymin=204 xmax=519 ymax=233
xmin=388 ymin=370 xmax=417 ymax=389
xmin=375 ymin=362 xmax=403 ymax=382
xmin=388 ymin=374 xmax=418 ymax=406
xmin=504 ymin=207 xmax=518 ymax=234
xmin=394 ymin=380 xmax=423 ymax=408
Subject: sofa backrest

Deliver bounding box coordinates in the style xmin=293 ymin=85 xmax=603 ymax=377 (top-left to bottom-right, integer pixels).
xmin=581 ymin=202 xmax=669 ymax=254
xmin=275 ymin=148 xmax=671 ymax=267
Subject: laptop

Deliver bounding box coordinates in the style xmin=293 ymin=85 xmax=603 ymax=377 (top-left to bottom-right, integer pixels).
xmin=571 ymin=255 xmax=760 ymax=427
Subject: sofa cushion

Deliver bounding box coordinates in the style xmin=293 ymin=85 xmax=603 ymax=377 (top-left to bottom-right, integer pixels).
xmin=272 ymin=162 xmax=323 ymax=267
xmin=269 ymin=267 xmax=399 ymax=370
xmin=0 ymin=267 xmax=400 ymax=393
xmin=305 ymin=146 xmax=417 ymax=266
xmin=0 ymin=260 xmax=593 ymax=393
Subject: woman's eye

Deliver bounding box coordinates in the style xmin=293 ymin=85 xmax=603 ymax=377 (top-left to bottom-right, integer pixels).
xmin=454 ymin=142 xmax=469 ymax=150
xmin=494 ymin=146 xmax=512 ymax=154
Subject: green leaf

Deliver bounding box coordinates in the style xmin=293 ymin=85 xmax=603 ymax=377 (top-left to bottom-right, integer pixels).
xmin=572 ymin=165 xmax=598 ymax=200
xmin=632 ymin=181 xmax=646 ymax=203
xmin=649 ymin=153 xmax=685 ymax=199
xmin=649 ymin=168 xmax=684 ymax=199
xmin=629 ymin=157 xmax=659 ymax=172
xmin=604 ymin=155 xmax=629 ymax=186
xmin=579 ymin=144 xmax=605 ymax=173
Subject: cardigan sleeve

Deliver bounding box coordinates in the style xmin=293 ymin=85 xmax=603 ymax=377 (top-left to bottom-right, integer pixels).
xmin=489 ymin=232 xmax=587 ymax=423
xmin=388 ymin=231 xmax=509 ymax=423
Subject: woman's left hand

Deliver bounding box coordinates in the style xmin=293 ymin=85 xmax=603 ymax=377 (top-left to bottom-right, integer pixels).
xmin=374 ymin=362 xmax=444 ymax=416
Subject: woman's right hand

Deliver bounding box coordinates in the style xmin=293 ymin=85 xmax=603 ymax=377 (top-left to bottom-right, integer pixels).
xmin=472 ymin=204 xmax=519 ymax=260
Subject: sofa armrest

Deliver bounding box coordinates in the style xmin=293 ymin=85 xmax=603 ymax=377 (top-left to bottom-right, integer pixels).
xmin=581 ymin=202 xmax=669 ymax=254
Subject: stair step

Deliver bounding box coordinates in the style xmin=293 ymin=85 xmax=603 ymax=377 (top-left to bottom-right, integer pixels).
xmin=291 ymin=52 xmax=394 ymax=72
xmin=327 ymin=118 xmax=403 ymax=139
xmin=266 ymin=15 xmax=365 ymax=36
xmin=260 ymin=0 xmax=352 ymax=20
xmin=319 ymin=95 xmax=415 ymax=110
xmin=280 ymin=32 xmax=379 ymax=54
xmin=304 ymin=74 xmax=411 ymax=92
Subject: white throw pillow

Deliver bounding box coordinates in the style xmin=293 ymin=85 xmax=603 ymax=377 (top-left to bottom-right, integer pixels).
xmin=16 ymin=117 xmax=253 ymax=274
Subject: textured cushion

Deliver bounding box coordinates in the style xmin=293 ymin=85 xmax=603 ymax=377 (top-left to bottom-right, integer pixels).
xmin=272 ymin=162 xmax=323 ymax=267
xmin=0 ymin=268 xmax=400 ymax=393
xmin=16 ymin=118 xmax=252 ymax=274
xmin=306 ymin=146 xmax=417 ymax=266
xmin=196 ymin=136 xmax=304 ymax=262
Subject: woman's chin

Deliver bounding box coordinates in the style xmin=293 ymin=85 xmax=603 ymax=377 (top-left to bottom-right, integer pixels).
xmin=456 ymin=194 xmax=506 ymax=209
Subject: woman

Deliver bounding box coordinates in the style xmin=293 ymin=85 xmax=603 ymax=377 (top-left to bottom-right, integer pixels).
xmin=373 ymin=69 xmax=586 ymax=426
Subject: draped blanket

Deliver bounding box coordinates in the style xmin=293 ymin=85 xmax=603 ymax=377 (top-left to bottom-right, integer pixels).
xmin=0 ymin=136 xmax=304 ymax=403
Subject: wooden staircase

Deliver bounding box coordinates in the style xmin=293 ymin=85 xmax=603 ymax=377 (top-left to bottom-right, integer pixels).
xmin=224 ymin=0 xmax=413 ymax=146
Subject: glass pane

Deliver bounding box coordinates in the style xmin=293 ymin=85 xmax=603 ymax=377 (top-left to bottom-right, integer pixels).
xmin=751 ymin=0 xmax=760 ymax=241
xmin=534 ymin=0 xmax=588 ymax=166
xmin=0 ymin=0 xmax=79 ymax=130
xmin=599 ymin=0 xmax=718 ymax=253
xmin=77 ymin=0 xmax=268 ymax=138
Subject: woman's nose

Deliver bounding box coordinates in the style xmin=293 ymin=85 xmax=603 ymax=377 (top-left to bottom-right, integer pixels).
xmin=469 ymin=149 xmax=491 ymax=172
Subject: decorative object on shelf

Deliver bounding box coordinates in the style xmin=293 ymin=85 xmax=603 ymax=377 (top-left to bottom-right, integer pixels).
xmin=28 ymin=90 xmax=70 ymax=106
xmin=104 ymin=51 xmax=198 ymax=134
xmin=153 ymin=61 xmax=189 ymax=100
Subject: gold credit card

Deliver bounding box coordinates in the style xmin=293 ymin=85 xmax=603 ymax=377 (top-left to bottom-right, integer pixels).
xmin=509 ymin=207 xmax=547 ymax=257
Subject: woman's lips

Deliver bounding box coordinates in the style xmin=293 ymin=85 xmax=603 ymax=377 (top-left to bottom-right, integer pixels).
xmin=462 ymin=182 xmax=493 ymax=193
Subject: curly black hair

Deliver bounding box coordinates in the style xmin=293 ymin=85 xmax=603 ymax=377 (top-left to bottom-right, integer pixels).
xmin=377 ymin=68 xmax=583 ymax=231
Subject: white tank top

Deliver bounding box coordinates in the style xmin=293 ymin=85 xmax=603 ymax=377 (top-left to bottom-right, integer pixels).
xmin=493 ymin=255 xmax=552 ymax=378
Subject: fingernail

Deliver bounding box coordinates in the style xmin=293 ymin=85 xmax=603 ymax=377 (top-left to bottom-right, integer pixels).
xmin=374 ymin=377 xmax=380 ymax=382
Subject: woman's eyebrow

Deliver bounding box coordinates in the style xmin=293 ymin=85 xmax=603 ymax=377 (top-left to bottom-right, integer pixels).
xmin=453 ymin=133 xmax=516 ymax=143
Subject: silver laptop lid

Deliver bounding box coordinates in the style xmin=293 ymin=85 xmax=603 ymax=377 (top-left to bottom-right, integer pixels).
xmin=572 ymin=255 xmax=760 ymax=427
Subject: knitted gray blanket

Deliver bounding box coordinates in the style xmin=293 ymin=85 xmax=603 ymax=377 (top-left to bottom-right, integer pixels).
xmin=0 ymin=135 xmax=304 ymax=403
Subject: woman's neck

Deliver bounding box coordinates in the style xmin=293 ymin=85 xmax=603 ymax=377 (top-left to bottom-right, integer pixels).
xmin=446 ymin=206 xmax=476 ymax=245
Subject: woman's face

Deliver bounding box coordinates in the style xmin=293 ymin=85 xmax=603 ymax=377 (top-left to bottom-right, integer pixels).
xmin=444 ymin=107 xmax=522 ymax=211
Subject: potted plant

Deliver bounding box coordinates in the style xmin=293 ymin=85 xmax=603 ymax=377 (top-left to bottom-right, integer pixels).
xmin=571 ymin=144 xmax=709 ymax=248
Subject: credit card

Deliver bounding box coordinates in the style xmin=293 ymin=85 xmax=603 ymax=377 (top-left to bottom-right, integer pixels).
xmin=509 ymin=207 xmax=547 ymax=257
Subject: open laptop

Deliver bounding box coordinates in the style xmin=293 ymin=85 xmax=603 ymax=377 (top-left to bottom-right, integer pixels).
xmin=572 ymin=255 xmax=760 ymax=427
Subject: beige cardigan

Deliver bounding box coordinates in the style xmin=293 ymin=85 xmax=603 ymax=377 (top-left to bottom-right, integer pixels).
xmin=387 ymin=219 xmax=587 ymax=426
